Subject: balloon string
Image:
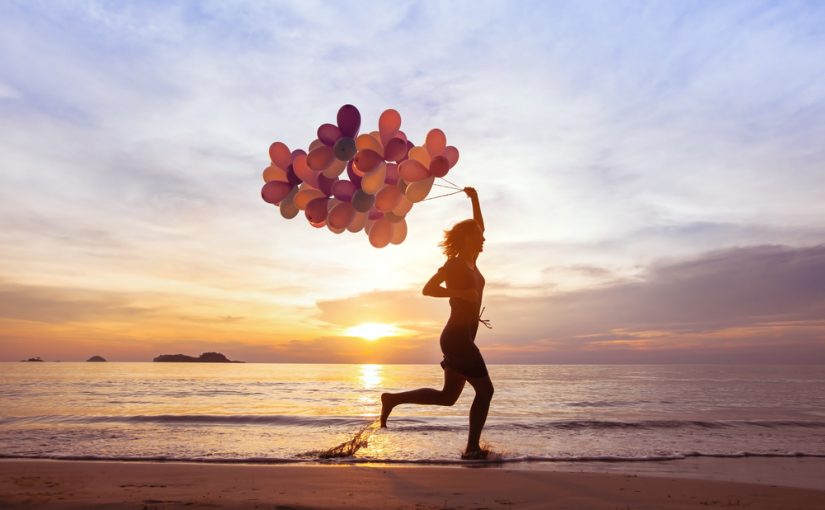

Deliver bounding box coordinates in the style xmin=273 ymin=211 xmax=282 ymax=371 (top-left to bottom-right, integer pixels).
xmin=438 ymin=176 xmax=461 ymax=190
xmin=424 ymin=189 xmax=465 ymax=201
xmin=433 ymin=183 xmax=461 ymax=190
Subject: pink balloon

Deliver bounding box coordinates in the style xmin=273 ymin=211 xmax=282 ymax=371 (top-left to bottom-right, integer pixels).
xmin=369 ymin=218 xmax=393 ymax=248
xmin=305 ymin=197 xmax=329 ymax=223
xmin=398 ymin=159 xmax=430 ymax=182
xmin=443 ymin=146 xmax=460 ymax=168
xmin=353 ymin=149 xmax=383 ymax=173
xmin=269 ymin=142 xmax=291 ymax=169
xmin=307 ymin=145 xmax=334 ymax=172
xmin=383 ymin=137 xmax=409 ymax=162
xmin=332 ymin=179 xmax=357 ymax=201
xmin=425 ymin=128 xmax=447 ymax=157
xmin=429 ymin=155 xmax=450 ymax=178
xmin=337 ymin=104 xmax=361 ymax=138
xmin=375 ymin=185 xmax=402 ymax=212
xmin=261 ymin=181 xmax=292 ymax=205
xmin=317 ymin=123 xmax=342 ymax=146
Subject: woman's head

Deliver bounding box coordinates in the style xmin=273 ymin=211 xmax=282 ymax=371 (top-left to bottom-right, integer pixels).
xmin=440 ymin=219 xmax=484 ymax=258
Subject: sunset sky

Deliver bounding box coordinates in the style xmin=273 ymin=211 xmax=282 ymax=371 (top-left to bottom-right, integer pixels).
xmin=1 ymin=1 xmax=824 ymax=363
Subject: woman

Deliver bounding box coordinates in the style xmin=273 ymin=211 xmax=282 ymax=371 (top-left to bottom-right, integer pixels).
xmin=380 ymin=187 xmax=493 ymax=459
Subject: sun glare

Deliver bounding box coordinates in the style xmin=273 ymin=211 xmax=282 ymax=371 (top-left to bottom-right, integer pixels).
xmin=345 ymin=323 xmax=400 ymax=341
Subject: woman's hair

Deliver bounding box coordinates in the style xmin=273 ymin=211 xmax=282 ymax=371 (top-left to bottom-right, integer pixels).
xmin=439 ymin=219 xmax=479 ymax=259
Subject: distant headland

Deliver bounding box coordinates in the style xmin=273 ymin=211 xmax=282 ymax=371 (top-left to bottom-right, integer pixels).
xmin=153 ymin=352 xmax=243 ymax=363
xmin=21 ymin=357 xmax=44 ymax=362
xmin=87 ymin=355 xmax=107 ymax=362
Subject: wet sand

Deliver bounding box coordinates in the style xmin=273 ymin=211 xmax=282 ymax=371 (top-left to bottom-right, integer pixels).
xmin=2 ymin=459 xmax=824 ymax=509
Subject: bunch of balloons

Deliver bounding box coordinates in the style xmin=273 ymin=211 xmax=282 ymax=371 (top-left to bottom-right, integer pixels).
xmin=260 ymin=104 xmax=460 ymax=248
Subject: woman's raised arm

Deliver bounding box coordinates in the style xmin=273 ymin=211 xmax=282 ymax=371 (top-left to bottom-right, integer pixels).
xmin=464 ymin=187 xmax=484 ymax=232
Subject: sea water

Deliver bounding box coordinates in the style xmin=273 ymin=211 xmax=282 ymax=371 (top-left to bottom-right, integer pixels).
xmin=1 ymin=363 xmax=824 ymax=465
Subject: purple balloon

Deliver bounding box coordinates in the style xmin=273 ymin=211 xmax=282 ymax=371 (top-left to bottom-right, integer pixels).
xmin=318 ymin=174 xmax=337 ymax=196
xmin=383 ymin=137 xmax=409 ymax=162
xmin=368 ymin=207 xmax=383 ymax=221
xmin=305 ymin=197 xmax=329 ymax=223
xmin=317 ymin=123 xmax=341 ymax=146
xmin=385 ymin=162 xmax=399 ymax=185
xmin=332 ymin=179 xmax=357 ymax=201
xmin=346 ymin=160 xmax=362 ymax=188
xmin=261 ymin=181 xmax=292 ymax=204
xmin=336 ymin=104 xmax=361 ymax=138
xmin=286 ymin=164 xmax=301 ymax=186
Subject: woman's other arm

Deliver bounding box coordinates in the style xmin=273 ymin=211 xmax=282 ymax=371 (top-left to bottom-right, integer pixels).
xmin=423 ymin=266 xmax=478 ymax=301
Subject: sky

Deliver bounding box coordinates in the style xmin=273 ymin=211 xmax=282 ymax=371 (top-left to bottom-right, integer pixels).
xmin=1 ymin=0 xmax=824 ymax=363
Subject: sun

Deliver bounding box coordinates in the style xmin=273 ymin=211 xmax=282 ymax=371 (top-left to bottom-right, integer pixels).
xmin=345 ymin=323 xmax=401 ymax=341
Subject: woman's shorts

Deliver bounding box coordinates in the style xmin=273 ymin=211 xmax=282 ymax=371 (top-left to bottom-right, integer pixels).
xmin=440 ymin=344 xmax=488 ymax=379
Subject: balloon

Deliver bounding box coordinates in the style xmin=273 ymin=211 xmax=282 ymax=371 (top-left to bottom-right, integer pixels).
xmin=390 ymin=218 xmax=407 ymax=244
xmin=355 ymin=134 xmax=383 ymax=155
xmin=408 ymin=145 xmax=431 ymax=167
xmin=392 ymin=195 xmax=413 ymax=216
xmin=332 ymin=179 xmax=357 ymax=201
xmin=263 ymin=164 xmax=288 ymax=183
xmin=328 ymin=224 xmax=346 ymax=234
xmin=292 ymin=152 xmax=319 ymax=188
xmin=337 ymin=104 xmax=361 ymax=138
xmin=384 ymin=211 xmax=405 ymax=223
xmin=368 ymin=218 xmax=393 ymax=248
xmin=383 ymin=137 xmax=408 ymax=162
xmin=269 ymin=142 xmax=291 ymax=169
xmin=406 ymin=176 xmax=435 ymax=203
xmin=308 ymin=138 xmax=325 ymax=152
xmin=279 ymin=187 xmax=300 ymax=219
xmin=327 ymin=201 xmax=356 ymax=230
xmin=429 ymin=155 xmax=450 ymax=178
xmin=318 ymin=174 xmax=337 ymax=196
xmin=398 ymin=159 xmax=429 ymax=182
xmin=368 ymin=207 xmax=384 ymax=220
xmin=322 ymin=157 xmax=347 ymax=178
xmin=379 ymin=109 xmax=402 ymax=139
xmin=384 ymin=162 xmax=399 ymax=185
xmin=353 ymin=149 xmax=383 ymax=173
xmin=425 ymin=128 xmax=447 ymax=157
xmin=334 ymin=136 xmax=357 ymax=161
xmin=375 ymin=184 xmax=402 ymax=212
xmin=351 ymin=189 xmax=375 ymax=212
xmin=294 ymin=186 xmax=325 ymax=210
xmin=307 ymin=145 xmax=335 ymax=172
xmin=346 ymin=160 xmax=362 ymax=187
xmin=317 ymin=123 xmax=341 ymax=146
xmin=286 ymin=165 xmax=301 ymax=186
xmin=443 ymin=145 xmax=460 ymax=168
xmin=347 ymin=211 xmax=367 ymax=233
xmin=360 ymin=162 xmax=386 ymax=194
xmin=305 ymin=197 xmax=329 ymax=223
xmin=310 ymin=220 xmax=326 ymax=229
xmin=261 ymin=181 xmax=292 ymax=204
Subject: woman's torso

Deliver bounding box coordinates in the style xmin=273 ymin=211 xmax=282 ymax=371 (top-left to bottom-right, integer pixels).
xmin=442 ymin=257 xmax=485 ymax=333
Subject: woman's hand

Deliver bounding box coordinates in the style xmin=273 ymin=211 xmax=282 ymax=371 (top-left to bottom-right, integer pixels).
xmin=463 ymin=187 xmax=478 ymax=199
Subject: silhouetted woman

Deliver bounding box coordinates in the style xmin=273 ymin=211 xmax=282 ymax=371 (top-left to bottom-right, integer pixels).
xmin=380 ymin=187 xmax=493 ymax=459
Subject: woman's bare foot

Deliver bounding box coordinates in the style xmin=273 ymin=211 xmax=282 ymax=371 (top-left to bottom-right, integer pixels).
xmin=461 ymin=447 xmax=489 ymax=460
xmin=380 ymin=393 xmax=394 ymax=428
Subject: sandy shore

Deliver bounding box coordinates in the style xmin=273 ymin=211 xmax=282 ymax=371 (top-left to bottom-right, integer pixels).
xmin=2 ymin=459 xmax=824 ymax=509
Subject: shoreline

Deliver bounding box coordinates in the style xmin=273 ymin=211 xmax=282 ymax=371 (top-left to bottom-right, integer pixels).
xmin=2 ymin=458 xmax=824 ymax=509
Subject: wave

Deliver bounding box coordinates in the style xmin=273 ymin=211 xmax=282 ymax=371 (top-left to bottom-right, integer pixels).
xmin=2 ymin=451 xmax=824 ymax=465
xmin=3 ymin=415 xmax=825 ymax=431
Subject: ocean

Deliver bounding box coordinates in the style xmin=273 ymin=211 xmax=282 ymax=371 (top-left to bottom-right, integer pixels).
xmin=1 ymin=363 xmax=824 ymax=466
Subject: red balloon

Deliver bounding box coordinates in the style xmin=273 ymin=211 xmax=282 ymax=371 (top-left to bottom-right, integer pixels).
xmin=337 ymin=104 xmax=361 ymax=138
xmin=383 ymin=137 xmax=409 ymax=162
xmin=261 ymin=181 xmax=292 ymax=204
xmin=429 ymin=155 xmax=450 ymax=178
xmin=269 ymin=142 xmax=291 ymax=169
xmin=384 ymin=162 xmax=399 ymax=185
xmin=317 ymin=123 xmax=342 ymax=146
xmin=398 ymin=159 xmax=430 ymax=182
xmin=305 ymin=197 xmax=329 ymax=223
xmin=353 ymin=149 xmax=383 ymax=173
xmin=425 ymin=128 xmax=447 ymax=157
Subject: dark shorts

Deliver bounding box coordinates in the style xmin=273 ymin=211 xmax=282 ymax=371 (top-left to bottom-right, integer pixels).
xmin=439 ymin=323 xmax=488 ymax=379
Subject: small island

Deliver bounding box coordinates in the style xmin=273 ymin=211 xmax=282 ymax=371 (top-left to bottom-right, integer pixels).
xmin=153 ymin=352 xmax=242 ymax=363
xmin=21 ymin=357 xmax=44 ymax=362
xmin=87 ymin=355 xmax=107 ymax=362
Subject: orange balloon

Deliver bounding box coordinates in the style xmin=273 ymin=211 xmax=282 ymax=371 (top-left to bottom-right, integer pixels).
xmin=355 ymin=133 xmax=383 ymax=155
xmin=263 ymin=164 xmax=288 ymax=183
xmin=294 ymin=186 xmax=325 ymax=210
xmin=347 ymin=211 xmax=367 ymax=233
xmin=354 ymin=149 xmax=384 ymax=173
xmin=292 ymin=153 xmax=319 ymax=188
xmin=369 ymin=218 xmax=393 ymax=248
xmin=390 ymin=218 xmax=407 ymax=245
xmin=322 ymin=157 xmax=347 ymax=178
xmin=398 ymin=159 xmax=430 ymax=182
xmin=379 ymin=109 xmax=402 ymax=136
xmin=406 ymin=176 xmax=434 ymax=203
xmin=328 ymin=201 xmax=356 ymax=230
xmin=360 ymin=162 xmax=387 ymax=194
xmin=308 ymin=138 xmax=325 ymax=152
xmin=307 ymin=145 xmax=335 ymax=172
xmin=391 ymin=196 xmax=413 ymax=216
xmin=408 ymin=146 xmax=431 ymax=167
xmin=375 ymin=184 xmax=402 ymax=212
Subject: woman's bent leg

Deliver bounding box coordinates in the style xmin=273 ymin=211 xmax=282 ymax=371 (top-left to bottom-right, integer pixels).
xmin=380 ymin=368 xmax=465 ymax=427
xmin=464 ymin=375 xmax=494 ymax=456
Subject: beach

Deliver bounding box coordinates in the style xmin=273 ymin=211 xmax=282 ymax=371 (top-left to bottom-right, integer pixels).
xmin=3 ymin=458 xmax=825 ymax=509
